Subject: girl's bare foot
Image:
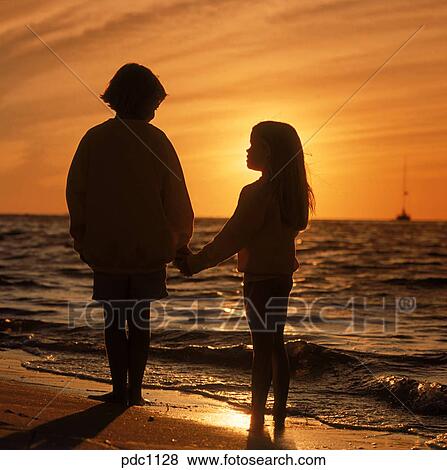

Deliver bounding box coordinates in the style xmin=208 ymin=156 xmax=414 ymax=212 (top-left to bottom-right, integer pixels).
xmin=273 ymin=406 xmax=287 ymax=430
xmin=249 ymin=412 xmax=265 ymax=432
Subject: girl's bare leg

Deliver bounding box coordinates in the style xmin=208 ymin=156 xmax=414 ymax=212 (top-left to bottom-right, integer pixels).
xmin=272 ymin=325 xmax=290 ymax=427
xmin=250 ymin=331 xmax=274 ymax=428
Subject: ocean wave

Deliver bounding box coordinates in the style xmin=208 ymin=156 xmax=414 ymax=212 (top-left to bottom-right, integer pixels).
xmin=169 ymin=273 xmax=241 ymax=283
xmin=0 ymin=317 xmax=64 ymax=332
xmin=0 ymin=275 xmax=54 ymax=289
xmin=286 ymin=339 xmax=356 ymax=373
xmin=145 ymin=341 xmax=447 ymax=416
xmin=362 ymin=375 xmax=447 ymax=415
xmin=57 ymin=268 xmax=91 ymax=278
xmin=0 ymin=307 xmax=55 ymax=317
xmin=7 ymin=318 xmax=446 ymax=376
xmin=388 ymin=260 xmax=443 ymax=267
xmin=150 ymin=343 xmax=252 ymax=369
xmin=151 ymin=328 xmax=246 ymax=346
xmin=382 ymin=277 xmax=447 ymax=288
xmin=0 ymin=229 xmax=26 ymax=238
xmin=1 ymin=254 xmax=28 ymax=261
xmin=425 ymin=433 xmax=447 ymax=449
xmin=427 ymin=251 xmax=447 ymax=258
xmin=64 ymin=338 xmax=357 ymax=373
xmin=354 ymin=349 xmax=447 ymax=366
xmin=2 ymin=336 xmax=103 ymax=355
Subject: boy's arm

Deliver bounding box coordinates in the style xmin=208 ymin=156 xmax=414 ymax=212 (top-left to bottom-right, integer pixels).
xmin=66 ymin=133 xmax=89 ymax=256
xmin=187 ymin=185 xmax=269 ymax=274
xmin=160 ymin=133 xmax=194 ymax=254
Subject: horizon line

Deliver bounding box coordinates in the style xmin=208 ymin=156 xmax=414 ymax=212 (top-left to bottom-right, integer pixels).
xmin=0 ymin=212 xmax=446 ymax=222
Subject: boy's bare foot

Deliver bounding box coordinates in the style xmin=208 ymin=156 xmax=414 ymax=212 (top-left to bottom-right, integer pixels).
xmin=128 ymin=395 xmax=152 ymax=406
xmin=88 ymin=391 xmax=127 ymax=405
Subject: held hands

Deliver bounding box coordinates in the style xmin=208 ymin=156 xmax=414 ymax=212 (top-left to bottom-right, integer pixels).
xmin=174 ymin=245 xmax=194 ymax=277
xmin=173 ymin=246 xmax=203 ymax=277
xmin=174 ymin=253 xmax=193 ymax=277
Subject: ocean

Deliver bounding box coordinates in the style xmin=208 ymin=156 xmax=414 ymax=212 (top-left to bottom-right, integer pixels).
xmin=0 ymin=215 xmax=446 ymax=443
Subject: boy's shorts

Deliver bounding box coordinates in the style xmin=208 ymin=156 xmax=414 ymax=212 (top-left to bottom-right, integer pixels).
xmin=92 ymin=268 xmax=168 ymax=301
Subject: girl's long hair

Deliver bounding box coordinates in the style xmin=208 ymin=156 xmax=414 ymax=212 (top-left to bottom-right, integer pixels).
xmin=252 ymin=121 xmax=315 ymax=231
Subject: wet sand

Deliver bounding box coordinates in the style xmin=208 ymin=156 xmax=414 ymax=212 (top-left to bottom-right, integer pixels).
xmin=0 ymin=349 xmax=429 ymax=450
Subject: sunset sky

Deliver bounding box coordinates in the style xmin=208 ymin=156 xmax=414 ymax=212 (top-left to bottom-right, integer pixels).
xmin=0 ymin=0 xmax=446 ymax=219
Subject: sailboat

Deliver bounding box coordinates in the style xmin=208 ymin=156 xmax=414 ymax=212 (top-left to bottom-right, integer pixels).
xmin=396 ymin=155 xmax=411 ymax=221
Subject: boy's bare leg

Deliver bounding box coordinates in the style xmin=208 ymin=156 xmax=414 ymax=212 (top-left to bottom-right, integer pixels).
xmin=89 ymin=301 xmax=128 ymax=404
xmin=128 ymin=300 xmax=151 ymax=406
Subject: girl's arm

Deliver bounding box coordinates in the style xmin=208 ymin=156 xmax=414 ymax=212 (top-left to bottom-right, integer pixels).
xmin=187 ymin=183 xmax=270 ymax=274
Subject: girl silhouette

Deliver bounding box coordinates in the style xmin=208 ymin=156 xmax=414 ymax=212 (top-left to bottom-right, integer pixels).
xmin=177 ymin=121 xmax=314 ymax=431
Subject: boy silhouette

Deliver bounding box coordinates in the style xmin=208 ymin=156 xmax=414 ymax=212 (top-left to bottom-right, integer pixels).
xmin=66 ymin=63 xmax=193 ymax=405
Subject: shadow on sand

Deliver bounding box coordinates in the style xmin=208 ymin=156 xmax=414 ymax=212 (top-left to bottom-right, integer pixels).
xmin=0 ymin=402 xmax=126 ymax=449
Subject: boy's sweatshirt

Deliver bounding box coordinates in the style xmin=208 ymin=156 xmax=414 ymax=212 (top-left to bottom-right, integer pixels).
xmin=66 ymin=117 xmax=194 ymax=274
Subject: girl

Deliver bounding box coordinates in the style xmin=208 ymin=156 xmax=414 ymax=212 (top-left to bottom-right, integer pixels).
xmin=178 ymin=121 xmax=314 ymax=431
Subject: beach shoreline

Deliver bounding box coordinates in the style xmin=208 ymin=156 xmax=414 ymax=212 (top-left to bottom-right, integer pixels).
xmin=0 ymin=349 xmax=431 ymax=450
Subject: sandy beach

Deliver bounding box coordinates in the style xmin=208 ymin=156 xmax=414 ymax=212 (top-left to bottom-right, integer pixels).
xmin=0 ymin=349 xmax=431 ymax=450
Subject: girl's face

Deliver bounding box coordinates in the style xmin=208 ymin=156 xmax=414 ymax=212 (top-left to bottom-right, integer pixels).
xmin=246 ymin=131 xmax=270 ymax=172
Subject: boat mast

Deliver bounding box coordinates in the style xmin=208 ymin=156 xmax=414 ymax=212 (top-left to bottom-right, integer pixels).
xmin=402 ymin=155 xmax=408 ymax=213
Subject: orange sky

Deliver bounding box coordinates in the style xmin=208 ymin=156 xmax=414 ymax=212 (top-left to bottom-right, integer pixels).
xmin=0 ymin=0 xmax=446 ymax=219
